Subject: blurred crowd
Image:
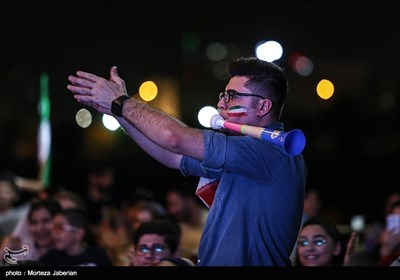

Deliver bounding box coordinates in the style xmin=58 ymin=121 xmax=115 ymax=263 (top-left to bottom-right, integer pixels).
xmin=1 ymin=164 xmax=399 ymax=267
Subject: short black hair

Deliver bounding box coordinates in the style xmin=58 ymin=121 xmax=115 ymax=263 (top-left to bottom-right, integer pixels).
xmin=228 ymin=57 xmax=288 ymax=120
xmin=301 ymin=217 xmax=341 ymax=244
xmin=58 ymin=208 xmax=90 ymax=232
xmin=132 ymin=220 xmax=181 ymax=255
xmin=28 ymin=200 xmax=63 ymax=222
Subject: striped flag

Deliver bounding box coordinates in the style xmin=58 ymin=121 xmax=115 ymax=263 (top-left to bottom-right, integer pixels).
xmin=227 ymin=105 xmax=248 ymax=117
xmin=38 ymin=72 xmax=51 ymax=188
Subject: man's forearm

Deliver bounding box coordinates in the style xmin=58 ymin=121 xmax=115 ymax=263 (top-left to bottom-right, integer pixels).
xmin=118 ymin=118 xmax=182 ymax=169
xmin=121 ymin=98 xmax=204 ymax=161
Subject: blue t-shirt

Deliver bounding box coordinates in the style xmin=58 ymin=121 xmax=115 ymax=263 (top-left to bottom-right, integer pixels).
xmin=180 ymin=122 xmax=307 ymax=266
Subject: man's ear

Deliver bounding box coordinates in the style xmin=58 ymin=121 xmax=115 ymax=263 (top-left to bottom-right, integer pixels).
xmin=258 ymin=98 xmax=273 ymax=117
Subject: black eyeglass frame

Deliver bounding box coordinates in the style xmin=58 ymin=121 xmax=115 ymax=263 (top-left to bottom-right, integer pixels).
xmin=219 ymin=89 xmax=265 ymax=103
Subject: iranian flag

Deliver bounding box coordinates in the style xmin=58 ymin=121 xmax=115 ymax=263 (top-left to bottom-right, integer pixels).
xmin=227 ymin=105 xmax=247 ymax=117
xmin=37 ymin=72 xmax=51 ymax=188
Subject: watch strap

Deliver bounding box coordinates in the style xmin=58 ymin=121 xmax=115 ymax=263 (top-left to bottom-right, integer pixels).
xmin=111 ymin=95 xmax=130 ymax=117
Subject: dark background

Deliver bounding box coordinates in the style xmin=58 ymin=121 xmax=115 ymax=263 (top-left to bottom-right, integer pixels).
xmin=1 ymin=0 xmax=399 ymax=224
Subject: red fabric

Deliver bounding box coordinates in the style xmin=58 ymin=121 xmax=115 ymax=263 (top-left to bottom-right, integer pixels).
xmin=195 ymin=179 xmax=219 ymax=209
xmin=376 ymin=252 xmax=400 ymax=266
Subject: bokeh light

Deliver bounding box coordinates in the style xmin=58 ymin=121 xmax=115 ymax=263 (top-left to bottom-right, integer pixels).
xmin=316 ymin=79 xmax=335 ymax=100
xmin=197 ymin=106 xmax=219 ymax=128
xmin=206 ymin=42 xmax=227 ymax=62
xmin=255 ymin=40 xmax=283 ymax=62
xmin=102 ymin=114 xmax=120 ymax=131
xmin=290 ymin=53 xmax=314 ymax=76
xmin=75 ymin=108 xmax=92 ymax=128
xmin=139 ymin=81 xmax=158 ymax=102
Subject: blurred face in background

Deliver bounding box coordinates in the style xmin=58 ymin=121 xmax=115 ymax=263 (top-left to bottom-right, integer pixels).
xmin=297 ymin=224 xmax=341 ymax=266
xmin=51 ymin=214 xmax=81 ymax=253
xmin=88 ymin=168 xmax=114 ymax=193
xmin=166 ymin=192 xmax=185 ymax=220
xmin=385 ymin=193 xmax=400 ymax=215
xmin=132 ymin=234 xmax=171 ymax=266
xmin=303 ymin=190 xmax=321 ymax=219
xmin=0 ymin=180 xmax=18 ymax=210
xmin=392 ymin=206 xmax=400 ymax=214
xmin=28 ymin=207 xmax=54 ymax=249
xmin=126 ymin=209 xmax=153 ymax=232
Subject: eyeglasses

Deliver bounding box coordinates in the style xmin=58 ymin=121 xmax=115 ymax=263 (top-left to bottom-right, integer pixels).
xmin=136 ymin=243 xmax=168 ymax=256
xmin=219 ymin=89 xmax=265 ymax=103
xmin=52 ymin=223 xmax=79 ymax=232
xmin=297 ymin=238 xmax=327 ymax=247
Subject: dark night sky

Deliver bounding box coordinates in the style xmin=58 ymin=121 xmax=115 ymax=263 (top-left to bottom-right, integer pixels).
xmin=1 ymin=0 xmax=399 ymax=224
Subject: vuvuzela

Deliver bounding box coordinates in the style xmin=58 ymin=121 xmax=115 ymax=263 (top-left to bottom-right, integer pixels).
xmin=210 ymin=114 xmax=306 ymax=156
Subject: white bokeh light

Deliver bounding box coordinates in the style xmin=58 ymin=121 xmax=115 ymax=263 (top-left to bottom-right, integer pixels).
xmin=197 ymin=106 xmax=219 ymax=128
xmin=102 ymin=114 xmax=120 ymax=131
xmin=255 ymin=40 xmax=283 ymax=62
xmin=350 ymin=215 xmax=365 ymax=232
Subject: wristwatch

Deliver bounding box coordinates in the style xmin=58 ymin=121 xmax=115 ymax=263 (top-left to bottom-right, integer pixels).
xmin=111 ymin=95 xmax=130 ymax=117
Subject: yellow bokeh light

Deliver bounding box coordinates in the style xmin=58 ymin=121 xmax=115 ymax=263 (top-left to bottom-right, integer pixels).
xmin=316 ymin=79 xmax=334 ymax=100
xmin=139 ymin=81 xmax=158 ymax=101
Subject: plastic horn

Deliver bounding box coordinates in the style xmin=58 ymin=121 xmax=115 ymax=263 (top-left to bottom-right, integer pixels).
xmin=210 ymin=114 xmax=306 ymax=156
